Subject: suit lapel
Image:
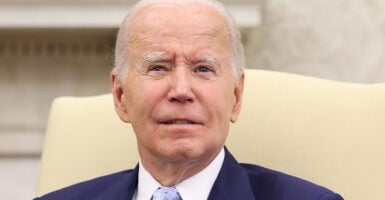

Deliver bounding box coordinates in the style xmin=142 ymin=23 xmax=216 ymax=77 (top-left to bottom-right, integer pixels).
xmin=92 ymin=149 xmax=257 ymax=200
xmin=94 ymin=165 xmax=139 ymax=200
xmin=208 ymin=147 xmax=255 ymax=200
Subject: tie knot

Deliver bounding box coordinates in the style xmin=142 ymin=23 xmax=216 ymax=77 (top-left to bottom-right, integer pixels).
xmin=151 ymin=186 xmax=182 ymax=200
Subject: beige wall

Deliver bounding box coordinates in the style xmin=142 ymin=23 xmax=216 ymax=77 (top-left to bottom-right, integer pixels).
xmin=246 ymin=0 xmax=385 ymax=83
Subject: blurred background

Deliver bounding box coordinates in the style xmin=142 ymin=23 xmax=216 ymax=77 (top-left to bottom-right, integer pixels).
xmin=0 ymin=0 xmax=384 ymax=199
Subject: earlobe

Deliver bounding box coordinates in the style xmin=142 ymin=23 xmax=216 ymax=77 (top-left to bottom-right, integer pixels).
xmin=230 ymin=74 xmax=245 ymax=123
xmin=111 ymin=72 xmax=131 ymax=123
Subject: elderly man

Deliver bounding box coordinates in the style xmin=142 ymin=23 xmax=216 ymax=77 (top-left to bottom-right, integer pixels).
xmin=34 ymin=0 xmax=343 ymax=199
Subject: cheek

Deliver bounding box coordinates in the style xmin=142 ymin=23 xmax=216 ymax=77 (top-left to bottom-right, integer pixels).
xmin=125 ymin=81 xmax=168 ymax=130
xmin=214 ymin=82 xmax=236 ymax=113
xmin=202 ymin=85 xmax=235 ymax=129
xmin=123 ymin=85 xmax=149 ymax=122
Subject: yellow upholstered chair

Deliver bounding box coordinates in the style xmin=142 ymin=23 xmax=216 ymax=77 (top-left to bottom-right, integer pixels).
xmin=37 ymin=69 xmax=385 ymax=200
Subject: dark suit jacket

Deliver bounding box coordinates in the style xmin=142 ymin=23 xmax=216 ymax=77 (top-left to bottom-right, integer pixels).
xmin=34 ymin=148 xmax=343 ymax=200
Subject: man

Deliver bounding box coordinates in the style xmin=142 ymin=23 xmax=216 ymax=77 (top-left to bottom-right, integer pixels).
xmin=35 ymin=0 xmax=343 ymax=199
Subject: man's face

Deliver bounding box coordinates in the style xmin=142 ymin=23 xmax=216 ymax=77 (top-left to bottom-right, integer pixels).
xmin=112 ymin=5 xmax=244 ymax=164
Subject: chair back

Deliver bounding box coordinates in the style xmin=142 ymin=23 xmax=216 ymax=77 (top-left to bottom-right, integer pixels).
xmin=37 ymin=69 xmax=385 ymax=200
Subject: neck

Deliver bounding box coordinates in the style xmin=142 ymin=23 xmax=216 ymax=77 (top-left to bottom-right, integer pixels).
xmin=139 ymin=148 xmax=222 ymax=186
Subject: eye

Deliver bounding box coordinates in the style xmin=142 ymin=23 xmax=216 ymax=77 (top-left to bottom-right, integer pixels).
xmin=145 ymin=64 xmax=170 ymax=78
xmin=196 ymin=66 xmax=211 ymax=73
xmin=193 ymin=65 xmax=217 ymax=80
xmin=149 ymin=65 xmax=166 ymax=71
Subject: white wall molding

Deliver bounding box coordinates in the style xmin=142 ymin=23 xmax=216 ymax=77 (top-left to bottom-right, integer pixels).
xmin=0 ymin=5 xmax=260 ymax=29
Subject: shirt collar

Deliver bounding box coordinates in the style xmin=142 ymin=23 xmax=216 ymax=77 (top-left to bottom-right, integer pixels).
xmin=134 ymin=161 xmax=160 ymax=200
xmin=176 ymin=148 xmax=225 ymax=200
xmin=134 ymin=148 xmax=225 ymax=200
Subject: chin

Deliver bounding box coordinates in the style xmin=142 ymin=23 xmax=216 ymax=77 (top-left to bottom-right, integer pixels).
xmin=166 ymin=143 xmax=218 ymax=163
xmin=161 ymin=143 xmax=199 ymax=161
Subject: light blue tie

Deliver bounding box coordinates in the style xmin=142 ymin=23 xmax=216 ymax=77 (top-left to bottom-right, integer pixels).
xmin=151 ymin=186 xmax=182 ymax=200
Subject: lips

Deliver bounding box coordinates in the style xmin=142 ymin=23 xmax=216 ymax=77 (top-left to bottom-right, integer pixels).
xmin=163 ymin=120 xmax=198 ymax=124
xmin=159 ymin=118 xmax=203 ymax=125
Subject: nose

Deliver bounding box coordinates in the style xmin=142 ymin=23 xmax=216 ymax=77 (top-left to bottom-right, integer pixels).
xmin=167 ymin=67 xmax=195 ymax=103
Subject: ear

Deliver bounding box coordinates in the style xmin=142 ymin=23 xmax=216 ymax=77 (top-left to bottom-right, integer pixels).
xmin=111 ymin=71 xmax=131 ymax=123
xmin=230 ymin=74 xmax=244 ymax=123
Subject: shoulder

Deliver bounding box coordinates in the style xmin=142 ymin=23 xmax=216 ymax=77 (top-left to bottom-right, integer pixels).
xmin=240 ymin=163 xmax=343 ymax=200
xmin=34 ymin=169 xmax=137 ymax=200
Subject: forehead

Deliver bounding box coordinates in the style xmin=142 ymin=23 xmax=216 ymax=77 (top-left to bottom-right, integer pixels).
xmin=127 ymin=4 xmax=231 ymax=50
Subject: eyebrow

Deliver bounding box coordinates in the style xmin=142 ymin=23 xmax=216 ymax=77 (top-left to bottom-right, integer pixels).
xmin=196 ymin=55 xmax=218 ymax=65
xmin=142 ymin=53 xmax=219 ymax=65
xmin=143 ymin=53 xmax=168 ymax=63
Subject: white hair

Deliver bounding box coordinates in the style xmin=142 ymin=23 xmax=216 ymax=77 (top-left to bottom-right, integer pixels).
xmin=113 ymin=0 xmax=245 ymax=84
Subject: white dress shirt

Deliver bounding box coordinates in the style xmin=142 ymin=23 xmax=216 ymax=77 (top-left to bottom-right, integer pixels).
xmin=133 ymin=148 xmax=225 ymax=200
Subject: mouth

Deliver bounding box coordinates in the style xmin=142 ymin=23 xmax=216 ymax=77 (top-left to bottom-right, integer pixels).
xmin=160 ymin=119 xmax=202 ymax=125
xmin=163 ymin=120 xmax=197 ymax=125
